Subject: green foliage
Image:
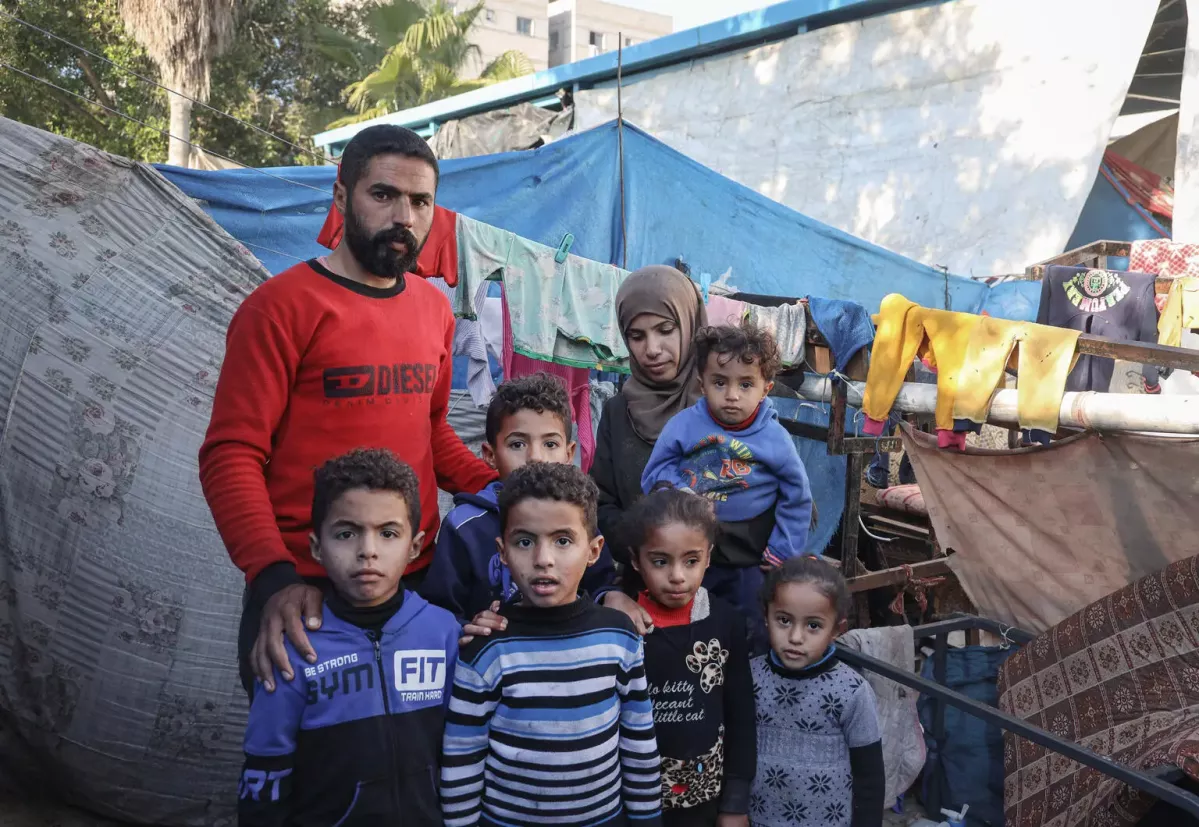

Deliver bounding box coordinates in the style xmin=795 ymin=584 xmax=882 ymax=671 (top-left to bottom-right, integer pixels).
xmin=0 ymin=0 xmax=360 ymax=165
xmin=0 ymin=0 xmax=166 ymax=160
xmin=0 ymin=0 xmax=537 ymax=164
xmin=327 ymin=0 xmax=535 ymax=129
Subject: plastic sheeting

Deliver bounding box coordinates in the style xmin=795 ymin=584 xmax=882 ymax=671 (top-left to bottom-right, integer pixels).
xmin=1066 ymin=159 xmax=1171 ymax=251
xmin=574 ymin=0 xmax=1159 ymax=279
xmin=1176 ymin=0 xmax=1199 ymax=242
xmin=427 ymin=102 xmax=573 ymax=159
xmin=159 ymin=121 xmax=1039 ymax=320
xmin=0 ymin=117 xmax=262 ymax=823
xmin=902 ymin=425 xmax=1199 ymax=634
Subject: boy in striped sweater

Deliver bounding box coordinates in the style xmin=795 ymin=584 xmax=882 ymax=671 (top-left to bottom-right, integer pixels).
xmin=440 ymin=463 xmax=663 ymax=827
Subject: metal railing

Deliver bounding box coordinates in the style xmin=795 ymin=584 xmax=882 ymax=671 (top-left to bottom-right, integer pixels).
xmin=836 ymin=613 xmax=1199 ymax=819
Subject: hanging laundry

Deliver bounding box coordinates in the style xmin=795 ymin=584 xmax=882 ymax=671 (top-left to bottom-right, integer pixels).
xmin=952 ymin=316 xmax=1080 ymax=433
xmin=744 ymin=301 xmax=807 ymax=367
xmin=862 ymin=294 xmax=981 ymax=444
xmin=1129 ymin=239 xmax=1199 ymax=280
xmin=1157 ymin=276 xmax=1199 ymax=348
xmin=501 ymin=287 xmax=596 ymax=471
xmin=589 ymin=379 xmax=617 ymax=448
xmin=807 ymin=296 xmax=876 ymax=374
xmin=457 ymin=214 xmax=628 ymax=370
xmin=428 ymin=276 xmax=497 ymax=407
xmin=1036 ymin=266 xmax=1158 ymax=392
xmin=705 ymin=294 xmax=748 ymax=327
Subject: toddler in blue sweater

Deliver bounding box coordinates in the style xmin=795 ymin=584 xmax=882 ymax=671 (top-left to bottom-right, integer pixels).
xmin=424 ymin=373 xmax=615 ymax=622
xmin=641 ymin=323 xmax=813 ymax=567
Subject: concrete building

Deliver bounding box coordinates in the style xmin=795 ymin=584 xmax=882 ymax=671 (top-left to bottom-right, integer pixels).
xmin=462 ymin=0 xmax=550 ymax=78
xmin=463 ymin=1 xmax=670 ymax=77
xmin=546 ymin=0 xmax=672 ymax=67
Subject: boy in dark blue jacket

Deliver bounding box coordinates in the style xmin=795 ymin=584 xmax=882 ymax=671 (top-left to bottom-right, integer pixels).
xmin=424 ymin=373 xmax=615 ymax=623
xmin=239 ymin=448 xmax=459 ymax=827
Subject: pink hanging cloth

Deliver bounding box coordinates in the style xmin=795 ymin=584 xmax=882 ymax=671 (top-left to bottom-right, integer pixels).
xmin=501 ymin=286 xmax=595 ymax=471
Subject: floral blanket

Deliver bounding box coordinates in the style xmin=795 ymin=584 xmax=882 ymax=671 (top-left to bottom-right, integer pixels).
xmin=997 ymin=554 xmax=1199 ymax=827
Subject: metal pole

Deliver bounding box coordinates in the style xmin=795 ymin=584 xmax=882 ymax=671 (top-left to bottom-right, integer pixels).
xmin=793 ymin=377 xmax=1199 ymax=436
xmin=617 ymin=32 xmax=627 ymax=270
xmin=837 ymin=646 xmax=1199 ymax=817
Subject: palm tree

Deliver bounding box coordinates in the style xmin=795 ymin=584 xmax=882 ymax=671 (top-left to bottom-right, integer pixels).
xmin=321 ymin=0 xmax=534 ymax=129
xmin=117 ymin=0 xmax=242 ymax=166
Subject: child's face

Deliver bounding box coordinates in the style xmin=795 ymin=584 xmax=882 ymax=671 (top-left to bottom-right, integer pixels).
xmin=499 ymin=498 xmax=602 ymax=608
xmin=631 ymin=521 xmax=711 ymax=610
xmin=309 ymin=489 xmax=425 ymax=607
xmin=483 ymin=409 xmax=575 ymax=480
xmin=766 ymin=581 xmax=846 ymax=670
xmin=698 ymin=352 xmax=773 ymax=427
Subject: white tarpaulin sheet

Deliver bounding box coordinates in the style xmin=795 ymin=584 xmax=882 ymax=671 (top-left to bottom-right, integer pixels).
xmin=576 ymin=0 xmax=1158 ymax=278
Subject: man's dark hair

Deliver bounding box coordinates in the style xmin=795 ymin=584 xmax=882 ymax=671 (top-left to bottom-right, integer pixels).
xmin=339 ymin=125 xmax=440 ymax=195
xmin=485 ymin=372 xmax=573 ymax=445
xmin=311 ymin=448 xmax=421 ymax=536
xmin=498 ymin=462 xmax=599 ymax=538
xmin=761 ymin=555 xmax=850 ymax=622
xmin=695 ymin=322 xmax=782 ymax=381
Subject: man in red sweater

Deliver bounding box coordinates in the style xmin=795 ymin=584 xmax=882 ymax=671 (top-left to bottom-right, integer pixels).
xmin=199 ymin=125 xmax=496 ymax=693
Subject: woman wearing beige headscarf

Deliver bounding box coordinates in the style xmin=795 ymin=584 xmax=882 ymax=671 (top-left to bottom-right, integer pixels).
xmin=592 ymin=265 xmax=783 ymax=648
xmin=591 ymin=265 xmax=706 ymax=567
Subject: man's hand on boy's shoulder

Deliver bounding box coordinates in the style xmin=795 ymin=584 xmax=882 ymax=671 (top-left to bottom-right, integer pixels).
xmin=253 ymin=583 xmax=324 ymax=692
xmin=601 ymin=591 xmax=654 ymax=636
xmin=716 ymin=813 xmax=749 ymax=827
xmin=459 ymin=600 xmax=507 ymax=646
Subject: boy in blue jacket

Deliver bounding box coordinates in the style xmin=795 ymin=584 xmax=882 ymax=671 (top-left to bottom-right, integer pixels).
xmin=641 ymin=323 xmax=813 ymax=650
xmin=424 ymin=373 xmax=615 ymax=623
xmin=239 ymin=448 xmax=459 ymax=827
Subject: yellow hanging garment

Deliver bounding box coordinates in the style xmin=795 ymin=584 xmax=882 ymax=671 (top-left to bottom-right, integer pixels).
xmin=1157 ymin=276 xmax=1199 ymax=348
xmin=862 ymin=294 xmax=981 ymax=431
xmin=953 ymin=317 xmax=1080 ymax=433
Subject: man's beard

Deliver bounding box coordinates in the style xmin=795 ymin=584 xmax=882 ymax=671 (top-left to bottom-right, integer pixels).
xmin=343 ymin=202 xmax=422 ymax=279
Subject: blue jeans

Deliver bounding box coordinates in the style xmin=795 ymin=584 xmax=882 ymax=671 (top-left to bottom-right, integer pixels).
xmin=703 ymin=565 xmax=768 ymax=656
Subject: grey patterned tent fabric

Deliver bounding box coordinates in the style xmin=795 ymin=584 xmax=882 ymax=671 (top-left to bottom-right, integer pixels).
xmin=0 ymin=119 xmax=495 ymax=825
xmin=0 ymin=118 xmax=271 ymax=823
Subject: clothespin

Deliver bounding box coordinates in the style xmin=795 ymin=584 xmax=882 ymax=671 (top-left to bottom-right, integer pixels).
xmin=555 ymin=232 xmax=574 ymax=263
xmin=700 ymin=271 xmax=711 ymax=305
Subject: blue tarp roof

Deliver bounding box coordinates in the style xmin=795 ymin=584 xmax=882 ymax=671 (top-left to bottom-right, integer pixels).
xmin=159 ymin=120 xmax=1041 ymax=321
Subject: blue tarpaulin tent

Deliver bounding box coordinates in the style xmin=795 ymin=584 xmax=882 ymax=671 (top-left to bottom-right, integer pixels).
xmin=159 ymin=120 xmax=1042 ymax=320
xmin=158 ymin=121 xmax=1044 ymax=556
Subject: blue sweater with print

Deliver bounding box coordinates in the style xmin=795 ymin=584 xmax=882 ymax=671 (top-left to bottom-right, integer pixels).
xmin=424 ymin=480 xmax=617 ymax=622
xmin=239 ymin=591 xmax=459 ymax=827
xmin=641 ymin=397 xmax=812 ymax=564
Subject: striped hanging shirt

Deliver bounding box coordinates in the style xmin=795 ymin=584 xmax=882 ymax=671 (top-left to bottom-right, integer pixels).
xmin=440 ymin=598 xmax=663 ymax=827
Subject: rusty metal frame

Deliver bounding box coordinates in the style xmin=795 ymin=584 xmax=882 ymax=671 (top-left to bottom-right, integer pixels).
xmin=837 ymin=613 xmax=1199 ymax=818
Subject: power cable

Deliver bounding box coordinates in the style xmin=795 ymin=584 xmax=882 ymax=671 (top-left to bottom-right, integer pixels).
xmin=0 ymin=61 xmax=331 ymax=195
xmin=0 ymin=7 xmax=335 ymax=166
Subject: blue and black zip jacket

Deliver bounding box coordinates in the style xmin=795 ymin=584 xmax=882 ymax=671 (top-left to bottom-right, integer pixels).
xmin=424 ymin=480 xmax=617 ymax=623
xmin=238 ymin=588 xmax=459 ymax=826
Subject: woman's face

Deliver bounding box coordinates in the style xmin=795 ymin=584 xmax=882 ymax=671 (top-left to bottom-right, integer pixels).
xmin=625 ymin=313 xmax=681 ymax=382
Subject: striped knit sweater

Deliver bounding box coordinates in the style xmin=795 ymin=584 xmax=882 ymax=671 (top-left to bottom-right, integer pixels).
xmin=440 ymin=598 xmax=663 ymax=827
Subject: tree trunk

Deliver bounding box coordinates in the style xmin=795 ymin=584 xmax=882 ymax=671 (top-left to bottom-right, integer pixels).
xmin=167 ymin=92 xmax=193 ymax=167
